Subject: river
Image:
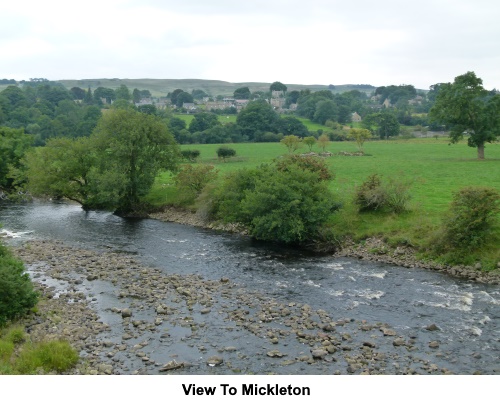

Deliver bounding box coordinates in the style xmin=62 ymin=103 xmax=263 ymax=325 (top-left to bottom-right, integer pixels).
xmin=1 ymin=200 xmax=499 ymax=374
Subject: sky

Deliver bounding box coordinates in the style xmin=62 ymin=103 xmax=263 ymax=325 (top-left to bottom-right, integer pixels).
xmin=2 ymin=0 xmax=500 ymax=90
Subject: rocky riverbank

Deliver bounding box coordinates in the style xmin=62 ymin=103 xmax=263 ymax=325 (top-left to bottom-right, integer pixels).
xmin=150 ymin=207 xmax=500 ymax=285
xmin=12 ymin=239 xmax=482 ymax=375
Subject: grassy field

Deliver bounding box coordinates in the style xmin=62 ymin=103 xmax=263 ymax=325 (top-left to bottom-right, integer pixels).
xmin=147 ymin=137 xmax=500 ymax=266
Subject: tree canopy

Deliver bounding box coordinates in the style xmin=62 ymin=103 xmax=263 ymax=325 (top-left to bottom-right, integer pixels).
xmin=429 ymin=71 xmax=500 ymax=159
xmin=23 ymin=110 xmax=180 ymax=215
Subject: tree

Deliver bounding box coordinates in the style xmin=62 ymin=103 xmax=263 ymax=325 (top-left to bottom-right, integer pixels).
xmin=429 ymin=71 xmax=500 ymax=159
xmin=90 ymin=110 xmax=180 ymax=214
xmin=23 ymin=137 xmax=95 ymax=204
xmin=191 ymin=89 xmax=208 ymax=100
xmin=175 ymin=91 xmax=194 ymax=108
xmin=0 ymin=127 xmax=34 ymax=189
xmin=276 ymin=116 xmax=309 ymax=137
xmin=83 ymin=87 xmax=94 ymax=105
xmin=137 ymin=104 xmax=157 ymax=115
xmin=312 ymin=100 xmax=338 ymax=125
xmin=188 ymin=112 xmax=219 ymax=133
xmin=94 ymin=87 xmax=115 ymax=104
xmin=303 ymin=136 xmax=317 ymax=151
xmin=363 ymin=111 xmax=400 ymax=139
xmin=132 ymin=88 xmax=142 ymax=103
xmin=70 ymin=87 xmax=86 ymax=100
xmin=233 ymin=87 xmax=251 ymax=99
xmin=216 ymin=146 xmax=236 ymax=161
xmin=270 ymin=81 xmax=287 ymax=92
xmin=236 ymin=100 xmax=279 ymax=140
xmin=115 ymin=84 xmax=131 ymax=101
xmin=169 ymin=89 xmax=184 ymax=105
xmin=280 ymin=135 xmax=302 ymax=153
xmin=348 ymin=128 xmax=372 ymax=152
xmin=317 ymin=134 xmax=330 ymax=152
xmin=24 ymin=110 xmax=180 ymax=215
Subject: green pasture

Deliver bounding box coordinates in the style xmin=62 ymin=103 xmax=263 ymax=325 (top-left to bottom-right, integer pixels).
xmin=172 ymin=114 xmax=237 ymax=126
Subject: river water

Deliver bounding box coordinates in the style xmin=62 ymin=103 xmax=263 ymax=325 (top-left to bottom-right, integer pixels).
xmin=1 ymin=201 xmax=499 ymax=374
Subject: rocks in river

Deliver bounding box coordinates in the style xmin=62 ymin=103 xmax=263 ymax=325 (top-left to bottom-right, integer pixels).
xmin=206 ymin=355 xmax=224 ymax=366
xmin=393 ymin=338 xmax=406 ymax=347
xmin=425 ymin=324 xmax=441 ymax=332
xmin=266 ymin=350 xmax=285 ymax=358
xmin=381 ymin=327 xmax=397 ymax=336
xmin=428 ymin=341 xmax=440 ymax=349
xmin=159 ymin=360 xmax=185 ymax=372
xmin=121 ymin=308 xmax=132 ymax=318
xmin=311 ymin=349 xmax=328 ymax=359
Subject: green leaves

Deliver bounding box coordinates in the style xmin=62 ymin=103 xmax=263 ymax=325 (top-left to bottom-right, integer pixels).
xmin=0 ymin=243 xmax=38 ymax=327
xmin=207 ymin=156 xmax=339 ymax=244
xmin=429 ymin=71 xmax=500 ymax=158
xmin=23 ymin=110 xmax=180 ymax=215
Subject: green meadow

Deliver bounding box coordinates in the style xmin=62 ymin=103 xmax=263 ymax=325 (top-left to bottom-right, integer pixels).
xmin=147 ymin=137 xmax=500 ymax=267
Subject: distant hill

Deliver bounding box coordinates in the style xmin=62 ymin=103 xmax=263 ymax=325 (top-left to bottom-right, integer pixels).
xmin=56 ymin=78 xmax=376 ymax=97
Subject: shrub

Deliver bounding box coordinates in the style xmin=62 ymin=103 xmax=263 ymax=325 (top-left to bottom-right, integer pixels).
xmin=205 ymin=161 xmax=340 ymax=243
xmin=173 ymin=164 xmax=218 ymax=205
xmin=3 ymin=326 xmax=25 ymax=344
xmin=0 ymin=341 xmax=14 ymax=363
xmin=216 ymin=147 xmax=236 ymax=161
xmin=0 ymin=243 xmax=38 ymax=327
xmin=355 ymin=174 xmax=387 ymax=212
xmin=180 ymin=149 xmax=200 ymax=162
xmin=274 ymin=154 xmax=333 ymax=181
xmin=355 ymin=174 xmax=412 ymax=214
xmin=435 ymin=186 xmax=500 ymax=250
xmin=383 ymin=176 xmax=413 ymax=214
xmin=280 ymin=135 xmax=302 ymax=153
xmin=15 ymin=340 xmax=79 ymax=374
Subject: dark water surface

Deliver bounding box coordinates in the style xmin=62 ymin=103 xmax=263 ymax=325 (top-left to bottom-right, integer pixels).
xmin=1 ymin=201 xmax=499 ymax=374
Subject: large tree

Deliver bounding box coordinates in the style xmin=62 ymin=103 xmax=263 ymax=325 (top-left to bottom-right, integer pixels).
xmin=23 ymin=110 xmax=179 ymax=215
xmin=188 ymin=112 xmax=219 ymax=133
xmin=236 ymin=100 xmax=279 ymax=140
xmin=233 ymin=86 xmax=251 ymax=100
xmin=270 ymin=81 xmax=287 ymax=92
xmin=90 ymin=110 xmax=179 ymax=214
xmin=429 ymin=71 xmax=500 ymax=159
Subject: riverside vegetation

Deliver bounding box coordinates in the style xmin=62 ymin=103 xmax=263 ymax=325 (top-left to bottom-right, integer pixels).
xmin=147 ymin=138 xmax=500 ymax=272
xmin=1 ymin=72 xmax=500 ymax=374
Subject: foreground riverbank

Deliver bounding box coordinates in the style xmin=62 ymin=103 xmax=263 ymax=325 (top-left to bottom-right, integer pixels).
xmin=10 ymin=239 xmax=495 ymax=375
xmin=149 ymin=207 xmax=500 ymax=285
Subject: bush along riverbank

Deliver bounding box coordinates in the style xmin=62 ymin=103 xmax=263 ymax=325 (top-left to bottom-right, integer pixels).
xmin=149 ymin=206 xmax=500 ymax=285
xmin=8 ymin=239 xmax=494 ymax=375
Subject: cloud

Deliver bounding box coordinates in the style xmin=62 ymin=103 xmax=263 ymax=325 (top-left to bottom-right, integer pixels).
xmin=2 ymin=0 xmax=500 ymax=89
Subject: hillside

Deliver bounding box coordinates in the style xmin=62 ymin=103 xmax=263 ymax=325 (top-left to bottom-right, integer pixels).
xmin=56 ymin=78 xmax=376 ymax=97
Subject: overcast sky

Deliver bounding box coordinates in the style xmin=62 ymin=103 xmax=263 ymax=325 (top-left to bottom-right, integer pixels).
xmin=2 ymin=0 xmax=499 ymax=89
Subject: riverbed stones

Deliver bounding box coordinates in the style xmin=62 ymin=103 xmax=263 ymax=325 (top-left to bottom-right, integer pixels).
xmin=11 ymin=238 xmax=492 ymax=376
xmin=393 ymin=338 xmax=406 ymax=347
xmin=311 ymin=348 xmax=328 ymax=359
xmin=266 ymin=350 xmax=285 ymax=358
xmin=381 ymin=327 xmax=397 ymax=336
xmin=206 ymin=355 xmax=224 ymax=366
xmin=121 ymin=308 xmax=132 ymax=318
